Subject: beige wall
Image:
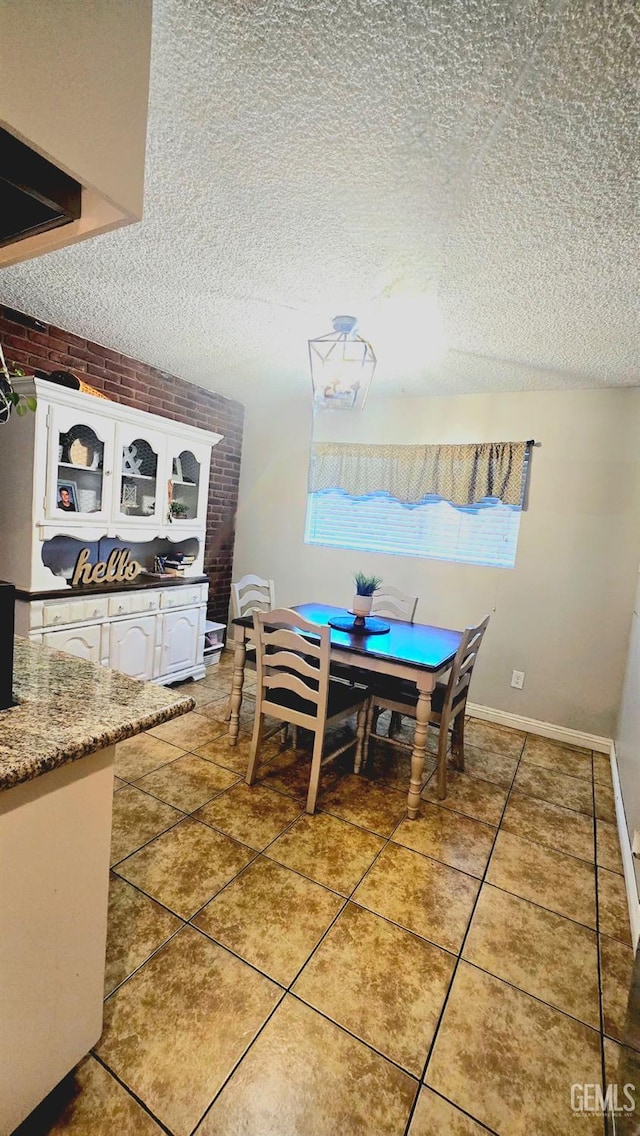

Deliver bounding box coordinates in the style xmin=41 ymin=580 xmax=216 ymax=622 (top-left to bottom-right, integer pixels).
xmin=0 ymin=0 xmax=151 ymax=218
xmin=234 ymin=386 xmax=640 ymax=738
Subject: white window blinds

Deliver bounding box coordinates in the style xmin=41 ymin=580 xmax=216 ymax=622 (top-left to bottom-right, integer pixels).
xmin=305 ymin=490 xmax=523 ymax=569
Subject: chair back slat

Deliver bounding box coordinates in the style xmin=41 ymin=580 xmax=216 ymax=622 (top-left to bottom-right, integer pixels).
xmin=231 ymin=574 xmax=275 ymax=619
xmin=238 ymin=590 xmax=272 ymax=610
xmin=265 ymin=648 xmax=321 ymax=681
xmin=262 ymin=627 xmax=322 ymax=659
xmin=253 ymin=608 xmax=330 ymax=722
xmin=456 ymin=636 xmax=483 ymax=683
xmin=371 ymin=587 xmax=418 ymax=622
xmin=454 ymin=673 xmax=471 ymax=698
xmin=263 ymin=670 xmax=322 ymax=706
xmin=464 ymin=627 xmax=485 ymax=655
xmin=257 ymin=607 xmax=327 ymax=639
xmin=457 ymin=653 xmax=476 ymax=680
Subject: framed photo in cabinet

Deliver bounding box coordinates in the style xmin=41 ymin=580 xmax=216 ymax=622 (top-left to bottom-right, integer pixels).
xmin=57 ymin=480 xmax=79 ymax=512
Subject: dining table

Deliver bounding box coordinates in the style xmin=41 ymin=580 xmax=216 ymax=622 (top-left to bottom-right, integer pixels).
xmin=229 ymin=602 xmax=463 ymax=819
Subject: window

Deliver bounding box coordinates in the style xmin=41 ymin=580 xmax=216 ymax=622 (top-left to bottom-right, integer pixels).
xmin=305 ymin=490 xmax=523 ymax=568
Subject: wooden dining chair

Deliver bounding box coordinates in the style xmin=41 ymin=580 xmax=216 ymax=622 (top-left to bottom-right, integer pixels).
xmin=246 ymin=608 xmax=369 ymax=814
xmin=371 ymin=586 xmax=418 ymax=622
xmin=227 ymin=574 xmax=276 ymax=718
xmin=365 ymin=615 xmax=490 ymax=800
xmin=230 ymin=574 xmax=275 ymax=619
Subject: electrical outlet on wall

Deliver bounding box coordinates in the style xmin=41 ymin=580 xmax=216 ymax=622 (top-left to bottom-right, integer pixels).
xmin=511 ymin=670 xmax=525 ymax=689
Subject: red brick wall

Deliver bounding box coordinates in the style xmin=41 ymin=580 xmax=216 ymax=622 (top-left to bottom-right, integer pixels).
xmin=0 ymin=306 xmax=244 ymax=627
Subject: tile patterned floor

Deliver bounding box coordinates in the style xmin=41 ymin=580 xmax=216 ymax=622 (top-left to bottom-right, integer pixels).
xmin=16 ymin=652 xmax=635 ymax=1136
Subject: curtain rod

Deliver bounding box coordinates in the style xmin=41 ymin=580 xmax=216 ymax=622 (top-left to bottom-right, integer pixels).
xmin=526 ymin=439 xmax=539 ymax=446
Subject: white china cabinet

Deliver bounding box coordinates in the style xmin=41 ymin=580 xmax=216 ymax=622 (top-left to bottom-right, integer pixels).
xmin=0 ymin=378 xmax=222 ymax=683
xmin=17 ymin=378 xmax=219 ymax=560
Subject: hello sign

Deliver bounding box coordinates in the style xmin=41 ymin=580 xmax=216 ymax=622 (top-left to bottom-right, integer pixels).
xmin=71 ymin=547 xmax=143 ymax=587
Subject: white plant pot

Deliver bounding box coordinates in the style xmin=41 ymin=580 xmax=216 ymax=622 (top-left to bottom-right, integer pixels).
xmin=352 ymin=594 xmax=373 ymax=617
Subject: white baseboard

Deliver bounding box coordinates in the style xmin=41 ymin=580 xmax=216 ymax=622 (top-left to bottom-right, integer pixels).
xmin=466 ymin=702 xmax=612 ymax=754
xmin=610 ymin=742 xmax=640 ymax=951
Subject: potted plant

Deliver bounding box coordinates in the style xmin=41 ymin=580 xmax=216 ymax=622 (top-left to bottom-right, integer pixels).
xmin=0 ymin=348 xmax=36 ymax=424
xmin=352 ymin=571 xmax=382 ymax=617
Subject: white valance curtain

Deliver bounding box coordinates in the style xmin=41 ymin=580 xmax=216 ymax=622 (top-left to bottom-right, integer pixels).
xmin=309 ymin=440 xmax=529 ymax=507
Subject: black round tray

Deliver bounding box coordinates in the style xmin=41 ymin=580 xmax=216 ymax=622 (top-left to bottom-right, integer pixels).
xmin=328 ymin=614 xmax=390 ymax=635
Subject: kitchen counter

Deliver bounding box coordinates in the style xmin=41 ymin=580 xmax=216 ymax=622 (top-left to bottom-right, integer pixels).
xmin=0 ymin=636 xmax=195 ymax=1133
xmin=0 ymin=636 xmax=195 ymax=792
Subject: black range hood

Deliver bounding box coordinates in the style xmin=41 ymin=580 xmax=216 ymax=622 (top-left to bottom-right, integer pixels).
xmin=0 ymin=127 xmax=82 ymax=249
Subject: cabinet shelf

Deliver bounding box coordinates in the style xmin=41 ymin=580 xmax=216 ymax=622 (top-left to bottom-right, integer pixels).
xmin=121 ymin=473 xmax=156 ymax=481
xmin=58 ymin=462 xmax=103 ymax=474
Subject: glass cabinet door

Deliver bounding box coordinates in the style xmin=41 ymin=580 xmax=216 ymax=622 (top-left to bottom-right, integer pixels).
xmin=48 ymin=407 xmax=113 ymax=522
xmin=115 ymin=429 xmax=166 ymax=524
xmin=167 ymin=446 xmax=208 ymax=525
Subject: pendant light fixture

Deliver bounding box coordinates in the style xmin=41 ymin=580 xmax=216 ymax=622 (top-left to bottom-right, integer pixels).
xmin=308 ymin=315 xmax=376 ymax=411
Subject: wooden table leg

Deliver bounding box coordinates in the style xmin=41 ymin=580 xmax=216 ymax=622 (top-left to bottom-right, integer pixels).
xmin=228 ymin=633 xmax=246 ymax=745
xmin=408 ymin=688 xmax=432 ymax=819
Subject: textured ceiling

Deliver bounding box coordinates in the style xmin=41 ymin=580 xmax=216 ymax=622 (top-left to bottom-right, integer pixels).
xmin=1 ymin=0 xmax=638 ymax=403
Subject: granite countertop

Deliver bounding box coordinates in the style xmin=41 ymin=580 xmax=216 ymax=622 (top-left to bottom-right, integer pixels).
xmin=0 ymin=638 xmax=195 ymax=792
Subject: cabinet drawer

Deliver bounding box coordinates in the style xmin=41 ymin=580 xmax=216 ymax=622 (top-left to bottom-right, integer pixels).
xmin=108 ymin=590 xmax=161 ymax=618
xmin=42 ymin=596 xmax=109 ymax=628
xmin=160 ymin=584 xmax=207 ymax=610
